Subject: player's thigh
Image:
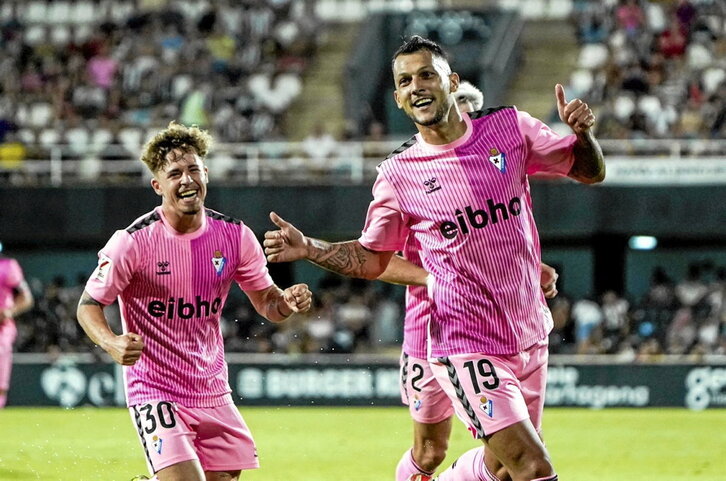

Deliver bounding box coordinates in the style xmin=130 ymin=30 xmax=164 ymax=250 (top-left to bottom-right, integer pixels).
xmin=401 ymin=353 xmax=455 ymax=424
xmin=130 ymin=401 xmax=199 ymax=475
xmin=484 ymin=419 xmax=550 ymax=472
xmin=156 ymin=459 xmax=205 ymax=481
xmin=430 ymin=353 xmax=530 ymax=439
xmin=205 ymin=470 xmax=241 ymax=481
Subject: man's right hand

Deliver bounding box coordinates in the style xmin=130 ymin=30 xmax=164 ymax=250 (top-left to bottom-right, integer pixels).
xmin=105 ymin=333 xmax=144 ymax=366
xmin=264 ymin=212 xmax=309 ymax=263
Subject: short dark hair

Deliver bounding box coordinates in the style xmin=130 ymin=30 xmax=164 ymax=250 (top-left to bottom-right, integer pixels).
xmin=391 ymin=35 xmax=449 ymax=70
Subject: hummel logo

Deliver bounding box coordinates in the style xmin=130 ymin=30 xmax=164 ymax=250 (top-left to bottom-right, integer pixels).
xmin=156 ymin=261 xmax=171 ymax=275
xmin=424 ymin=177 xmax=441 ymax=194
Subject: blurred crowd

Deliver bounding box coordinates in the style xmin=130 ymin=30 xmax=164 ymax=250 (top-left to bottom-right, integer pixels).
xmin=568 ymin=0 xmax=725 ymax=141
xmin=0 ymin=0 xmax=321 ymax=168
xmin=14 ymin=261 xmax=726 ymax=360
xmin=549 ymin=262 xmax=726 ymax=359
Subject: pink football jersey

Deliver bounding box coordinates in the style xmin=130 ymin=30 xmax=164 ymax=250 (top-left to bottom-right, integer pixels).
xmin=360 ymin=108 xmax=576 ymax=357
xmin=85 ymin=207 xmax=274 ymax=407
xmin=0 ymin=257 xmax=24 ymax=345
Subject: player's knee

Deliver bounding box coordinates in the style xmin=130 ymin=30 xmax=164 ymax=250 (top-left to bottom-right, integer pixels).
xmin=503 ymin=448 xmax=553 ymax=480
xmin=515 ymin=456 xmax=554 ymax=481
xmin=413 ymin=439 xmax=449 ymax=471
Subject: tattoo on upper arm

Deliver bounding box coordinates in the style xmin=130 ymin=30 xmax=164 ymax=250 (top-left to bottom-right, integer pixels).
xmin=79 ymin=292 xmax=103 ymax=307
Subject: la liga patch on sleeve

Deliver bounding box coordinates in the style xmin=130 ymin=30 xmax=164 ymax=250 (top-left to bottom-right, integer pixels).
xmin=92 ymin=253 xmax=113 ymax=282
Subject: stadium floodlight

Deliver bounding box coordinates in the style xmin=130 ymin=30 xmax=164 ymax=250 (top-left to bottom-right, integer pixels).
xmin=628 ymin=236 xmax=658 ymax=250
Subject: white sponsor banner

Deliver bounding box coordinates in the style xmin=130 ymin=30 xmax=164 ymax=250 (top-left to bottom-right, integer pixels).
xmin=603 ymin=157 xmax=726 ymax=186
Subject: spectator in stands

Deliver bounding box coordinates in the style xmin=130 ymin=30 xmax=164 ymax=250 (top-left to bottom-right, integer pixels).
xmin=572 ymin=296 xmax=604 ymax=354
xmin=675 ymin=263 xmax=709 ymax=309
xmin=600 ymin=290 xmax=630 ymax=353
xmin=86 ymin=42 xmax=118 ymax=90
xmin=658 ymin=18 xmax=688 ymax=59
xmin=300 ymin=122 xmax=338 ymax=174
xmin=615 ymin=0 xmax=646 ymax=38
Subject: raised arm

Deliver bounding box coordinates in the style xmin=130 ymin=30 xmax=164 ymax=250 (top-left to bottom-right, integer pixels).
xmin=264 ymin=212 xmax=394 ymax=280
xmin=76 ymin=290 xmax=144 ymax=366
xmin=555 ymin=84 xmax=605 ymax=184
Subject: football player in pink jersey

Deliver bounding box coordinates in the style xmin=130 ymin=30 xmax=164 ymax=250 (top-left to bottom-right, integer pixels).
xmin=264 ymin=35 xmax=603 ymax=481
xmin=376 ymin=81 xmax=561 ymax=481
xmin=0 ymin=245 xmax=34 ymax=408
xmin=77 ymin=122 xmax=312 ymax=481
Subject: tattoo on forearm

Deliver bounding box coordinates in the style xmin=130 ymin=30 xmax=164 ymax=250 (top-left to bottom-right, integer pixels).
xmin=570 ymin=133 xmax=605 ymax=182
xmin=308 ymin=239 xmax=368 ymax=277
xmin=79 ymin=292 xmax=102 ymax=307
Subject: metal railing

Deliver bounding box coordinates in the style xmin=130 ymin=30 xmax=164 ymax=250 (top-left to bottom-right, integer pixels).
xmin=2 ymin=138 xmax=724 ymax=187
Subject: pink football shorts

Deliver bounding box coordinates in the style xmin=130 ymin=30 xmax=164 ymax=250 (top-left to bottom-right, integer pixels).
xmin=0 ymin=320 xmax=17 ymax=389
xmin=430 ymin=338 xmax=548 ymax=438
xmin=129 ymin=400 xmax=259 ymax=474
xmin=400 ymin=351 xmax=455 ymax=424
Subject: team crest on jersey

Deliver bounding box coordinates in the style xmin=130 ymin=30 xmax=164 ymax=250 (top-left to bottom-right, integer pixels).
xmin=479 ymin=396 xmax=494 ymax=418
xmin=413 ymin=395 xmax=423 ymax=411
xmin=423 ymin=177 xmax=441 ymax=194
xmin=152 ymin=435 xmax=163 ymax=454
xmin=93 ymin=253 xmax=113 ymax=281
xmin=212 ymin=250 xmax=226 ymax=276
xmin=488 ymin=148 xmax=506 ymax=173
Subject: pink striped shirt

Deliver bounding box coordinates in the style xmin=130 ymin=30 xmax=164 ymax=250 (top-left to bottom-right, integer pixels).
xmin=85 ymin=206 xmax=273 ymax=407
xmin=400 ymin=239 xmax=431 ymax=359
xmin=360 ymin=108 xmax=576 ymax=357
xmin=0 ymin=257 xmax=24 ymax=344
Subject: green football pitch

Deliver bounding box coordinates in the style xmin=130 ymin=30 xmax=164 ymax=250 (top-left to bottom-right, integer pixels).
xmin=1 ymin=407 xmax=724 ymax=480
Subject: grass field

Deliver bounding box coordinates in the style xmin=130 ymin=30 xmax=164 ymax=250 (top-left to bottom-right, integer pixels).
xmin=1 ymin=407 xmax=724 ymax=480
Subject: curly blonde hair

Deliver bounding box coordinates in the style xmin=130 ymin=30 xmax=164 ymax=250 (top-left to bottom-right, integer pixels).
xmin=140 ymin=122 xmax=213 ymax=173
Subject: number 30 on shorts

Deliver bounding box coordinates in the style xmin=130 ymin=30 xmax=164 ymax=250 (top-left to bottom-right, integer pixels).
xmin=139 ymin=401 xmax=177 ymax=434
xmin=463 ymin=359 xmax=500 ymax=393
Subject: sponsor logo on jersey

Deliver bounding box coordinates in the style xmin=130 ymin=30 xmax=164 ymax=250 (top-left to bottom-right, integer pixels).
xmin=488 ymin=147 xmax=506 ymax=172
xmin=156 ymin=261 xmax=171 ymax=275
xmin=147 ymin=296 xmax=223 ymax=319
xmin=212 ymin=250 xmax=226 ymax=276
xmin=423 ymin=177 xmax=442 ymax=194
xmin=439 ymin=196 xmax=522 ymax=239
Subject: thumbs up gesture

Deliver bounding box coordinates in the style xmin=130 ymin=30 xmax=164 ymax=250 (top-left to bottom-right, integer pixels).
xmin=555 ymin=84 xmax=596 ymax=135
xmin=264 ymin=212 xmax=309 ymax=263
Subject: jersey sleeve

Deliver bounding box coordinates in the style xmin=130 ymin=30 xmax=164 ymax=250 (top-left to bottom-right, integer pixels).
xmin=235 ymin=223 xmax=274 ymax=292
xmin=85 ymin=230 xmax=138 ymax=305
xmin=517 ymin=109 xmax=576 ymax=176
xmin=358 ymin=174 xmax=410 ymax=252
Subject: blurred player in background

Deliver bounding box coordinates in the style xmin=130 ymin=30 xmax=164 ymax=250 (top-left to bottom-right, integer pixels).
xmin=453 ymin=80 xmax=485 ymax=112
xmin=375 ymin=81 xmax=560 ymax=481
xmin=0 ymin=243 xmax=34 ymax=408
xmin=76 ymin=122 xmax=312 ymax=481
xmin=264 ymin=35 xmax=604 ymax=481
